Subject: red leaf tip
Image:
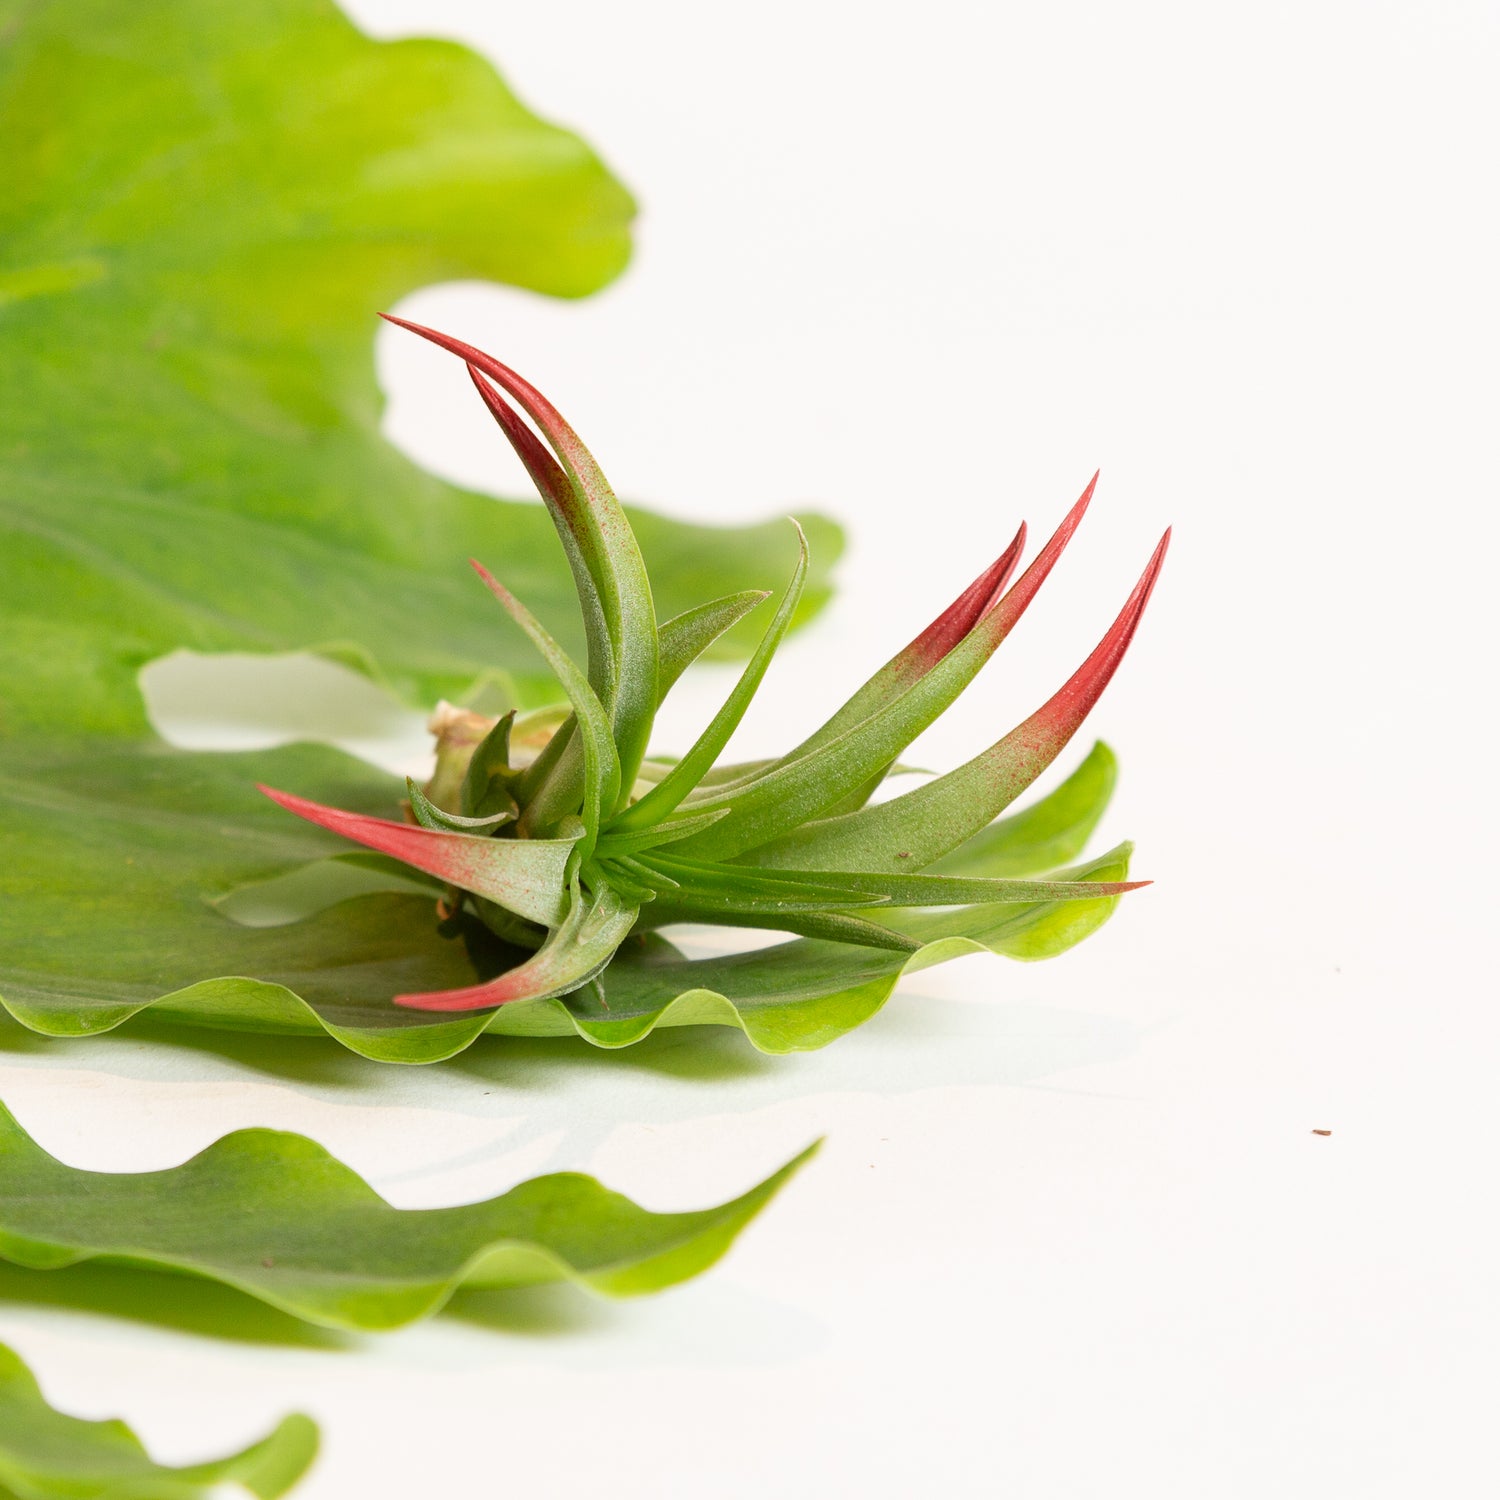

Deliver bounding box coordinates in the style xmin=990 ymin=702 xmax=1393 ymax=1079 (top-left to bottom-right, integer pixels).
xmin=468 ymin=558 xmax=512 ymax=605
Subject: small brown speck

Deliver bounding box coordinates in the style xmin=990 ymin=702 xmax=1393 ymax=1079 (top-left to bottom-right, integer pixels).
xmin=896 ymin=851 xmax=911 ymax=859
xmin=1311 ymin=1129 xmax=1332 ymax=1137
xmin=261 ymin=1256 xmax=275 ymax=1267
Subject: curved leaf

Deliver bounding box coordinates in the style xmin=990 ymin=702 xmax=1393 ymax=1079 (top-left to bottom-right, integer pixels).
xmin=0 ymin=0 xmax=841 ymax=742
xmin=611 ymin=523 xmax=808 ymax=832
xmin=777 ymin=520 xmax=1027 ymax=760
xmin=666 ymin=481 xmax=1097 ymax=860
xmin=745 ymin=534 xmax=1168 ymax=872
xmin=0 ymin=1103 xmax=819 ymax=1331
xmin=468 ymin=561 xmax=621 ymax=846
xmin=407 ymin=777 xmax=516 ymax=833
xmin=256 ymin=784 xmax=576 ymax=927
xmin=656 ymin=591 xmax=771 ymax=700
xmin=0 ymin=1341 xmax=316 ymax=1500
xmin=0 ymin=734 xmax=1132 ymax=1058
xmin=925 ymin=740 xmax=1118 ymax=878
xmin=459 ymin=363 xmax=617 ymax=716
xmin=396 ymin=880 xmax=639 ymax=1012
xmin=644 ymin=849 xmax=1142 ymax=906
xmin=388 ymin=321 xmax=662 ymax=798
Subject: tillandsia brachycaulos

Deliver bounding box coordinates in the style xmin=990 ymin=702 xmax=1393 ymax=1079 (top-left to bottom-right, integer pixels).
xmin=261 ymin=317 xmax=1169 ymax=1013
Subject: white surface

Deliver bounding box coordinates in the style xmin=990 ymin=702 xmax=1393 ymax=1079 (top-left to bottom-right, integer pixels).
xmin=5 ymin=1 xmax=1498 ymax=1495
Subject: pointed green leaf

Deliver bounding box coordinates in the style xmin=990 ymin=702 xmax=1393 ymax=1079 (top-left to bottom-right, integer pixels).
xmin=688 ymin=865 xmax=1145 ymax=907
xmin=395 ymin=880 xmax=639 ymax=1012
xmin=259 ymin=784 xmax=575 ymax=927
xmin=459 ymin=710 xmax=520 ymax=820
xmin=666 ymin=485 xmax=1096 ymax=860
xmin=748 ymin=537 xmax=1167 ymax=872
xmin=656 ymin=590 xmax=771 ymax=701
xmin=893 ymin=844 xmax=1140 ymax=953
xmin=776 ymin=521 xmax=1028 ymax=761
xmin=460 ymin=364 xmax=616 ymax=711
xmin=611 ymin=523 xmax=808 ymax=832
xmin=925 ymin=741 xmax=1118 ymax=878
xmin=407 ymin=778 xmax=516 ymax=833
xmin=469 ymin=562 xmax=621 ymax=846
xmin=0 ymin=1104 xmax=817 ymax=1329
xmin=0 ymin=1342 xmax=317 ymax=1500
xmin=386 ymin=319 xmax=661 ymax=798
xmin=638 ymin=887 xmax=874 ymax=918
xmin=637 ymin=904 xmax=924 ymax=953
xmin=594 ymin=805 xmax=733 ymax=857
xmin=639 ymin=855 xmax=884 ymax=908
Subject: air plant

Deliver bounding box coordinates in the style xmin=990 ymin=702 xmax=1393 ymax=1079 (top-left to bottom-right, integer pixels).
xmin=261 ymin=318 xmax=1168 ymax=1014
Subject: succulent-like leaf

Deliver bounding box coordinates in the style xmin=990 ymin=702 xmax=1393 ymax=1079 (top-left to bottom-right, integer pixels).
xmin=408 ymin=778 xmax=516 ymax=833
xmin=633 ymin=855 xmax=879 ymax=905
xmin=657 ymin=591 xmax=772 ymax=699
xmin=458 ymin=711 xmax=520 ymax=820
xmin=384 ymin=318 xmax=662 ymax=796
xmin=461 ymin=364 xmax=617 ymax=713
xmin=779 ymin=520 xmax=1028 ymax=761
xmin=611 ymin=523 xmax=808 ymax=832
xmin=237 ymin=342 xmax=1161 ymax=1026
xmin=468 ymin=561 xmax=622 ymax=847
xmin=257 ymin=785 xmax=576 ymax=927
xmin=748 ymin=533 xmax=1169 ymax=872
xmin=0 ymin=1342 xmax=317 ymax=1500
xmin=594 ymin=806 xmax=734 ymax=857
xmin=0 ymin=1103 xmax=818 ymax=1330
xmin=661 ymin=480 xmax=1098 ymax=860
xmin=925 ymin=739 xmax=1118 ymax=878
xmin=396 ymin=880 xmax=639 ymax=1012
xmin=649 ymin=861 xmax=1145 ymax=908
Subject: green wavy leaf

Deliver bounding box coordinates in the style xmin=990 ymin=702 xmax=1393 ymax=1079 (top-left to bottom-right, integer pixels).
xmin=0 ymin=728 xmax=1129 ymax=1060
xmin=0 ymin=1103 xmax=818 ymax=1330
xmin=0 ymin=0 xmax=849 ymax=1058
xmin=0 ymin=0 xmax=840 ymax=742
xmin=0 ymin=1341 xmax=316 ymax=1499
xmin=0 ymin=0 xmax=1152 ymax=1068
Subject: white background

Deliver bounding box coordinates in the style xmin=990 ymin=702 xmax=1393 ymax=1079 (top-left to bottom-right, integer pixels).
xmin=4 ymin=2 xmax=1498 ymax=1495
